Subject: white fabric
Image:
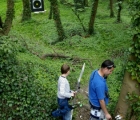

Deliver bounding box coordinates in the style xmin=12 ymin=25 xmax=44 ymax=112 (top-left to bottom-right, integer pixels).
xmin=99 ymin=110 xmax=106 ymax=120
xmin=90 ymin=109 xmax=101 ymax=117
xmin=90 ymin=109 xmax=106 ymax=120
xmin=57 ymin=76 xmax=73 ymax=99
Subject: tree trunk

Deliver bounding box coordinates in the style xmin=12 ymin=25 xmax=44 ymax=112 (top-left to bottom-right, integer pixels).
xmin=0 ymin=0 xmax=15 ymax=36
xmin=60 ymin=0 xmax=67 ymax=4
xmin=74 ymin=0 xmax=85 ymax=9
xmin=115 ymin=31 xmax=140 ymax=120
xmin=0 ymin=17 xmax=3 ymax=29
xmin=109 ymin=0 xmax=114 ymax=17
xmin=117 ymin=0 xmax=122 ymax=22
xmin=72 ymin=9 xmax=86 ymax=32
xmin=50 ymin=0 xmax=65 ymax=41
xmin=83 ymin=0 xmax=88 ymax=7
xmin=115 ymin=71 xmax=140 ymax=120
xmin=48 ymin=5 xmax=53 ymax=19
xmin=22 ymin=0 xmax=31 ymax=21
xmin=88 ymin=0 xmax=99 ymax=35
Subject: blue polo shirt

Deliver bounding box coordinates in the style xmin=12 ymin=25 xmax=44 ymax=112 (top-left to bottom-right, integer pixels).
xmin=88 ymin=70 xmax=109 ymax=107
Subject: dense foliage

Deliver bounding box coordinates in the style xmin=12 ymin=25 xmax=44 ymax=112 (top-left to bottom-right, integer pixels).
xmin=126 ymin=92 xmax=140 ymax=120
xmin=0 ymin=36 xmax=57 ymax=120
xmin=125 ymin=0 xmax=140 ymax=119
xmin=127 ymin=0 xmax=140 ymax=82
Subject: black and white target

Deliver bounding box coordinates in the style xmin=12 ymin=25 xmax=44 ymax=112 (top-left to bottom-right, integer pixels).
xmin=30 ymin=0 xmax=44 ymax=12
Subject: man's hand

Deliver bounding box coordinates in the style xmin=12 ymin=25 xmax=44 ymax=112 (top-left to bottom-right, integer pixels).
xmin=99 ymin=100 xmax=112 ymax=120
xmin=105 ymin=113 xmax=112 ymax=120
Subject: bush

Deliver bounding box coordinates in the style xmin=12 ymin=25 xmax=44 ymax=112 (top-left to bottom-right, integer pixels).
xmin=0 ymin=36 xmax=57 ymax=120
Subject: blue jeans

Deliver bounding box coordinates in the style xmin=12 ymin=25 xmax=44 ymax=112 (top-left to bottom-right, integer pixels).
xmin=58 ymin=98 xmax=72 ymax=120
xmin=63 ymin=110 xmax=71 ymax=120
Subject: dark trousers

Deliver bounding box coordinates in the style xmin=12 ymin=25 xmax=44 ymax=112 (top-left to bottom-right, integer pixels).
xmin=58 ymin=98 xmax=72 ymax=114
xmin=52 ymin=98 xmax=72 ymax=120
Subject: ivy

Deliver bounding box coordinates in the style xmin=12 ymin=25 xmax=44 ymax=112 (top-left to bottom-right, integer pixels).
xmin=0 ymin=36 xmax=57 ymax=119
xmin=126 ymin=92 xmax=140 ymax=120
xmin=126 ymin=0 xmax=140 ymax=82
xmin=125 ymin=0 xmax=140 ymax=119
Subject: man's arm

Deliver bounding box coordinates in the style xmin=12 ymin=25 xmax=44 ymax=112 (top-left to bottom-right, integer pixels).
xmin=99 ymin=100 xmax=112 ymax=120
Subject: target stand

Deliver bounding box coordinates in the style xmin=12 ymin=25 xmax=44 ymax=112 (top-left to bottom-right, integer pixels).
xmin=30 ymin=0 xmax=45 ymax=12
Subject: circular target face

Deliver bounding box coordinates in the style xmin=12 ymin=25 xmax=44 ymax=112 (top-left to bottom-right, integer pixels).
xmin=33 ymin=0 xmax=41 ymax=8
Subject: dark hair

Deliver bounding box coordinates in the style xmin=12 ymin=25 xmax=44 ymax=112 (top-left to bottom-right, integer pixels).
xmin=61 ymin=64 xmax=70 ymax=74
xmin=101 ymin=59 xmax=116 ymax=69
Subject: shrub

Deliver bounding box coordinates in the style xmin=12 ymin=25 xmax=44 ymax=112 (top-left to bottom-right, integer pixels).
xmin=0 ymin=36 xmax=57 ymax=119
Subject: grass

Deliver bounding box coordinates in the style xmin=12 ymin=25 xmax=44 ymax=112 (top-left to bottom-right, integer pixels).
xmin=1 ymin=0 xmax=132 ymax=119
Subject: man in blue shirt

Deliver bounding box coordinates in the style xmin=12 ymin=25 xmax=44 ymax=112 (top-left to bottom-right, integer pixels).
xmin=89 ymin=59 xmax=115 ymax=120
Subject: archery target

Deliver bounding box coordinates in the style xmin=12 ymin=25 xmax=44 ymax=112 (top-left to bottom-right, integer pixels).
xmin=30 ymin=0 xmax=44 ymax=12
xmin=33 ymin=0 xmax=42 ymax=9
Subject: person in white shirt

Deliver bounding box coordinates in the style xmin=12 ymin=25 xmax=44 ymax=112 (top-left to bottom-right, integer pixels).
xmin=52 ymin=64 xmax=75 ymax=120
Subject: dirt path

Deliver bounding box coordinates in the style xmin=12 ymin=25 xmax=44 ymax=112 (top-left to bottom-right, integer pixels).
xmin=73 ymin=86 xmax=91 ymax=120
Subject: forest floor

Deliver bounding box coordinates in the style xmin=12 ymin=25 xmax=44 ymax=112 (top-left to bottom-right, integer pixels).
xmin=74 ymin=86 xmax=90 ymax=120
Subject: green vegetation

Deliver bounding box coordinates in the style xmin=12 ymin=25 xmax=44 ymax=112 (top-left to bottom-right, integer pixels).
xmin=125 ymin=0 xmax=140 ymax=119
xmin=126 ymin=0 xmax=140 ymax=82
xmin=0 ymin=0 xmax=135 ymax=119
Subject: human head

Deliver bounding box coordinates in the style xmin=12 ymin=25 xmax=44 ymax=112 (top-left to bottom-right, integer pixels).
xmin=101 ymin=59 xmax=116 ymax=76
xmin=61 ymin=64 xmax=70 ymax=75
xmin=101 ymin=59 xmax=116 ymax=69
